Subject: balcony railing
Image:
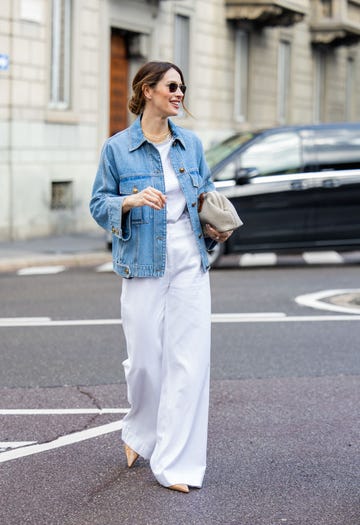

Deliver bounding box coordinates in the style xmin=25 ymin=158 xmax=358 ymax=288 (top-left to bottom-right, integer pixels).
xmin=225 ymin=0 xmax=308 ymax=27
xmin=311 ymin=0 xmax=360 ymax=46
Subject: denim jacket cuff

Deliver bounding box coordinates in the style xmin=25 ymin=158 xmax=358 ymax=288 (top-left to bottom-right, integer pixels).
xmin=109 ymin=196 xmax=131 ymax=241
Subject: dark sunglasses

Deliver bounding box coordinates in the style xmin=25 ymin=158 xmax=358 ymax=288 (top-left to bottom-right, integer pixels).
xmin=167 ymin=82 xmax=187 ymax=95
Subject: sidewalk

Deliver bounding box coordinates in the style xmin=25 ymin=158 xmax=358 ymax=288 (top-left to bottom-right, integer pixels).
xmin=0 ymin=232 xmax=111 ymax=273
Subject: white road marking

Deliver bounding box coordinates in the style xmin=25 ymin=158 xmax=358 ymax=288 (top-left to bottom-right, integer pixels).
xmin=295 ymin=289 xmax=360 ymax=314
xmin=0 ymin=317 xmax=51 ymax=325
xmin=213 ymin=314 xmax=360 ymax=322
xmin=0 ymin=408 xmax=130 ymax=415
xmin=0 ymin=441 xmax=37 ymax=451
xmin=302 ymin=251 xmax=344 ymax=264
xmin=239 ymin=253 xmax=277 ymax=266
xmin=0 ymin=420 xmax=124 ymax=464
xmin=0 ymin=318 xmax=122 ymax=327
xmin=266 ymin=315 xmax=360 ymax=321
xmin=1 ymin=313 xmax=360 ymax=327
xmin=17 ymin=266 xmax=66 ymax=276
xmin=212 ymin=313 xmax=286 ymax=322
xmin=96 ymin=262 xmax=113 ymax=272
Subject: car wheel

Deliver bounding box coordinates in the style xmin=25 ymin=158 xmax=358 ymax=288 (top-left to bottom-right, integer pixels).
xmin=208 ymin=242 xmax=225 ymax=267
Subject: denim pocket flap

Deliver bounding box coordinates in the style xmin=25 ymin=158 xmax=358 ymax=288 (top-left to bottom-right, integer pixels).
xmin=120 ymin=177 xmax=150 ymax=196
xmin=189 ymin=171 xmax=201 ymax=188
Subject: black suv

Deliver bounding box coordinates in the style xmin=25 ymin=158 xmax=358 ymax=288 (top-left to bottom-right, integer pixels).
xmin=207 ymin=122 xmax=360 ymax=265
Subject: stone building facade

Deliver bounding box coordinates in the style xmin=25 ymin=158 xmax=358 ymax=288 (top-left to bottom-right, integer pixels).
xmin=1 ymin=0 xmax=360 ymax=240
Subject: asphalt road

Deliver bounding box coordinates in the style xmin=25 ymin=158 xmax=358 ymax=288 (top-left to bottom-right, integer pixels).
xmin=1 ymin=264 xmax=359 ymax=525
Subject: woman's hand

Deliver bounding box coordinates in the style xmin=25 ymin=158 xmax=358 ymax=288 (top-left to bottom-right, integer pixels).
xmin=204 ymin=224 xmax=233 ymax=243
xmin=122 ymin=186 xmax=166 ymax=214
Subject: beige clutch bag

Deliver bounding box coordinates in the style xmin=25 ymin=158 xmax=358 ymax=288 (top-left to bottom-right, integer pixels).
xmin=198 ymin=191 xmax=243 ymax=233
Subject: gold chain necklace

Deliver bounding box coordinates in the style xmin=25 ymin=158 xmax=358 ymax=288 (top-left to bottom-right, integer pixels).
xmin=142 ymin=127 xmax=172 ymax=143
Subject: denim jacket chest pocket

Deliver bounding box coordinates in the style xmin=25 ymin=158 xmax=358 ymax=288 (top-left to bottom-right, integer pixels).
xmin=188 ymin=170 xmax=206 ymax=199
xmin=120 ymin=176 xmax=152 ymax=224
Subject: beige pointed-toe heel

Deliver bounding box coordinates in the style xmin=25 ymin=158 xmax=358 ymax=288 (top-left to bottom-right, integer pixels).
xmin=168 ymin=484 xmax=189 ymax=493
xmin=124 ymin=443 xmax=139 ymax=468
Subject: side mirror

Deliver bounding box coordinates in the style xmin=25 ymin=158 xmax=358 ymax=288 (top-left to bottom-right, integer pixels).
xmin=235 ymin=167 xmax=259 ymax=185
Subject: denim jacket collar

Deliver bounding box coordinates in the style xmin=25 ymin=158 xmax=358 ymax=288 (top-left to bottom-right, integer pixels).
xmin=128 ymin=115 xmax=186 ymax=152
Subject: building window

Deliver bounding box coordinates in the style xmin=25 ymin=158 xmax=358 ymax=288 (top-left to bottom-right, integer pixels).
xmin=314 ymin=48 xmax=326 ymax=123
xmin=346 ymin=57 xmax=355 ymax=120
xmin=51 ymin=181 xmax=73 ymax=209
xmin=49 ymin=0 xmax=72 ymax=109
xmin=174 ymin=14 xmax=190 ymax=87
xmin=234 ymin=30 xmax=248 ymax=122
xmin=277 ymin=40 xmax=291 ymax=124
xmin=320 ymin=0 xmax=333 ymax=17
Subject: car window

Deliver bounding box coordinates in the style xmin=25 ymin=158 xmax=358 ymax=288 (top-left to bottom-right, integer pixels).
xmin=240 ymin=132 xmax=302 ymax=176
xmin=205 ymin=132 xmax=255 ymax=170
xmin=213 ymin=160 xmax=237 ymax=182
xmin=311 ymin=129 xmax=360 ymax=171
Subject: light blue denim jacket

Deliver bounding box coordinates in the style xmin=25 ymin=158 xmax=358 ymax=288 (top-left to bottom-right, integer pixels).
xmin=90 ymin=116 xmax=216 ymax=278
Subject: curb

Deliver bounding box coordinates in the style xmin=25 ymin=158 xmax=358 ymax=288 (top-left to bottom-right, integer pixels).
xmin=0 ymin=252 xmax=112 ymax=273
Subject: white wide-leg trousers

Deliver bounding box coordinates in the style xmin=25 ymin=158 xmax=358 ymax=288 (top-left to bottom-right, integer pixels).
xmin=120 ymin=218 xmax=211 ymax=488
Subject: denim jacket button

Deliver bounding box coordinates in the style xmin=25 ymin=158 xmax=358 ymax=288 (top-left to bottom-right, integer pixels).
xmin=198 ymin=233 xmax=203 ymax=239
xmin=132 ymin=187 xmax=139 ymax=193
xmin=191 ymin=202 xmax=196 ymax=207
xmin=179 ymin=167 xmax=185 ymax=173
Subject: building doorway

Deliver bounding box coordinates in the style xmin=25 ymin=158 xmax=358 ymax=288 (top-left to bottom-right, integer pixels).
xmin=109 ymin=28 xmax=129 ymax=137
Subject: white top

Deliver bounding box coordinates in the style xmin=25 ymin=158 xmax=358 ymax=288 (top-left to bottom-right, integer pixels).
xmin=154 ymin=138 xmax=187 ymax=223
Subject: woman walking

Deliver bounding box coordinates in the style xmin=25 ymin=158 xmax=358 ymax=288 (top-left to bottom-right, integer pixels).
xmin=90 ymin=61 xmax=232 ymax=493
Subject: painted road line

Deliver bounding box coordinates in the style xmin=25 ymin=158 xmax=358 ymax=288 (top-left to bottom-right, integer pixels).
xmin=17 ymin=266 xmax=66 ymax=276
xmin=0 ymin=420 xmax=124 ymax=463
xmin=302 ymin=251 xmax=344 ymax=264
xmin=212 ymin=314 xmax=360 ymax=322
xmin=1 ymin=314 xmax=360 ymax=328
xmin=211 ymin=313 xmax=286 ymax=322
xmin=0 ymin=314 xmax=285 ymax=327
xmin=0 ymin=408 xmax=130 ymax=415
xmin=0 ymin=441 xmax=37 ymax=451
xmin=239 ymin=253 xmax=277 ymax=266
xmin=0 ymin=317 xmax=51 ymax=325
xmin=0 ymin=318 xmax=122 ymax=327
xmin=295 ymin=289 xmax=360 ymax=315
